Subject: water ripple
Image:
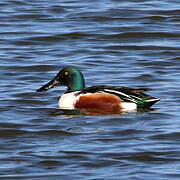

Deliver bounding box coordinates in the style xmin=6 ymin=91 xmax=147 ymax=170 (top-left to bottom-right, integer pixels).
xmin=0 ymin=0 xmax=180 ymax=179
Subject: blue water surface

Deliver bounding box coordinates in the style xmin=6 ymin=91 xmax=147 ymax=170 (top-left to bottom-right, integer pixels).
xmin=0 ymin=0 xmax=180 ymax=179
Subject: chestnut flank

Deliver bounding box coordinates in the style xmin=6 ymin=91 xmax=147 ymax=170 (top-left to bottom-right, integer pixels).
xmin=74 ymin=93 xmax=123 ymax=115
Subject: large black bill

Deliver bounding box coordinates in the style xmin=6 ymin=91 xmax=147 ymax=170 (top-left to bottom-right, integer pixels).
xmin=37 ymin=78 xmax=60 ymax=92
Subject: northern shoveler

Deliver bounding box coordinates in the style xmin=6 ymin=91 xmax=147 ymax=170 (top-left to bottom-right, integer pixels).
xmin=37 ymin=66 xmax=160 ymax=115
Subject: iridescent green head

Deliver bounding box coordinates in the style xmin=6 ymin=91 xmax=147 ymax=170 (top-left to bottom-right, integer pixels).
xmin=37 ymin=66 xmax=85 ymax=93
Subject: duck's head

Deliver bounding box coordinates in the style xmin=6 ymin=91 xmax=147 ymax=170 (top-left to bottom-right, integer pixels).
xmin=37 ymin=66 xmax=85 ymax=93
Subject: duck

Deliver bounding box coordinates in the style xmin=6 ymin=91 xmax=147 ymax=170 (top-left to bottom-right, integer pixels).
xmin=37 ymin=66 xmax=160 ymax=115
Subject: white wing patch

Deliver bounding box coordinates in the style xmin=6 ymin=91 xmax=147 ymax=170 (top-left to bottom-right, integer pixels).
xmin=103 ymin=89 xmax=137 ymax=103
xmin=103 ymin=89 xmax=131 ymax=98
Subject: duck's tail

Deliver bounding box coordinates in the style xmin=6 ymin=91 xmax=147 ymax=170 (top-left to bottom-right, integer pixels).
xmin=137 ymin=98 xmax=161 ymax=108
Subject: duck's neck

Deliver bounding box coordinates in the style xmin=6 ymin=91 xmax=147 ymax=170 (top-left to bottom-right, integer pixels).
xmin=67 ymin=75 xmax=85 ymax=92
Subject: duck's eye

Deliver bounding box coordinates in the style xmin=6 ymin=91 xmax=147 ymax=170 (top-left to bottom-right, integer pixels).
xmin=64 ymin=71 xmax=69 ymax=75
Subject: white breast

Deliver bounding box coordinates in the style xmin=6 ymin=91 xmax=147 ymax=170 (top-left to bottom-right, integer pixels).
xmin=59 ymin=91 xmax=80 ymax=109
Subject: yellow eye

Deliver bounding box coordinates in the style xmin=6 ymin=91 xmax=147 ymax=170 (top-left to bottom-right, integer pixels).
xmin=64 ymin=71 xmax=69 ymax=75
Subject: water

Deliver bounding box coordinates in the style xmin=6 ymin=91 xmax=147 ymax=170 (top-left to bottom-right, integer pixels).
xmin=1 ymin=0 xmax=180 ymax=179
